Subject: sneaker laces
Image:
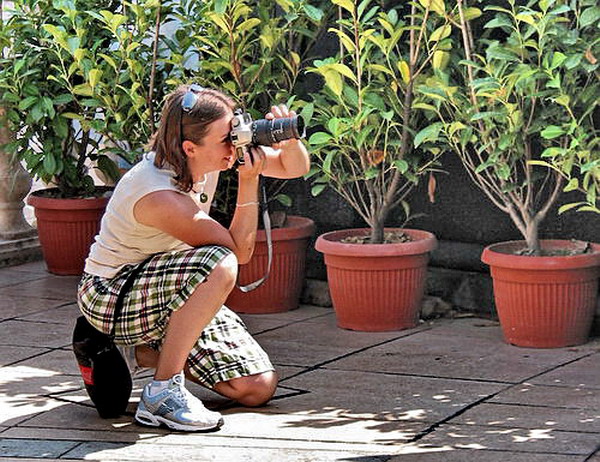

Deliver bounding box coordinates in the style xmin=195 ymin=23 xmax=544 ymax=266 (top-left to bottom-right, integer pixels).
xmin=169 ymin=374 xmax=210 ymax=414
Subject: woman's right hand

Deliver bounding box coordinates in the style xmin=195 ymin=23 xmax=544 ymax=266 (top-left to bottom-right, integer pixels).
xmin=237 ymin=146 xmax=266 ymax=180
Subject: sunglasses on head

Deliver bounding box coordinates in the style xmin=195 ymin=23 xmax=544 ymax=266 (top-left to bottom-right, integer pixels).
xmin=180 ymin=84 xmax=204 ymax=144
xmin=181 ymin=84 xmax=204 ymax=113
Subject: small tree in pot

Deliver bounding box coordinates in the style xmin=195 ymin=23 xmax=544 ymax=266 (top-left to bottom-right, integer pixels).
xmin=306 ymin=0 xmax=454 ymax=330
xmin=165 ymin=0 xmax=326 ymax=313
xmin=0 ymin=0 xmax=165 ymax=273
xmin=420 ymin=0 xmax=600 ymax=347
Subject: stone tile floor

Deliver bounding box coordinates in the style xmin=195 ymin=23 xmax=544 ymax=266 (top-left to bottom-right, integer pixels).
xmin=0 ymin=260 xmax=599 ymax=461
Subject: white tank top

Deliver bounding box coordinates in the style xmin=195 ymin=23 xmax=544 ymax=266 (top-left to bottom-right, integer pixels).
xmin=84 ymin=152 xmax=219 ymax=278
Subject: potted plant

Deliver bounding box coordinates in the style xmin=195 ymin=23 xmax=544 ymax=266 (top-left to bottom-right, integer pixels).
xmin=171 ymin=0 xmax=326 ymax=313
xmin=0 ymin=0 xmax=163 ymax=274
xmin=306 ymin=0 xmax=450 ymax=331
xmin=419 ymin=0 xmax=600 ymax=347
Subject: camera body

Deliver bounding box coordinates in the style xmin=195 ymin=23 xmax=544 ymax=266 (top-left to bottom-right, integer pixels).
xmin=229 ymin=109 xmax=305 ymax=164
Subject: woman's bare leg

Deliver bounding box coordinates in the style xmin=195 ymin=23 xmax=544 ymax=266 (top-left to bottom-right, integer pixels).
xmin=153 ymin=253 xmax=238 ymax=380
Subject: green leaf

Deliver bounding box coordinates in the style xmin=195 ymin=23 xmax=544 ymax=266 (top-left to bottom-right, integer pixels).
xmin=484 ymin=15 xmax=512 ymax=29
xmin=414 ymin=123 xmax=442 ymax=147
xmin=429 ymin=25 xmax=451 ymax=42
xmin=303 ymin=4 xmax=324 ymax=22
xmin=558 ymin=202 xmax=585 ymax=214
xmin=331 ymin=0 xmax=355 ymax=14
xmin=323 ymin=70 xmax=344 ymax=97
xmin=433 ymin=50 xmax=450 ymax=69
xmin=580 ymin=6 xmax=600 ymax=27
xmin=564 ymin=178 xmax=579 ymax=192
xmin=53 ymin=94 xmax=74 ymax=105
xmin=462 ymin=7 xmax=482 ymax=20
xmin=274 ymin=194 xmax=292 ymax=207
xmin=88 ymin=69 xmax=103 ymax=89
xmin=540 ymin=125 xmax=565 ymax=139
xmin=550 ymin=52 xmax=567 ymax=70
xmin=322 ymin=151 xmax=335 ymax=174
xmin=18 ymin=96 xmax=38 ymax=111
xmin=412 ymin=102 xmax=437 ymax=111
xmin=309 ymin=132 xmax=333 ymax=145
xmin=311 ymin=183 xmax=327 ymax=196
xmin=97 ymin=155 xmax=121 ymax=183
xmin=43 ymin=153 xmax=57 ymax=175
xmin=418 ymin=0 xmax=445 ymax=16
xmin=540 ymin=147 xmax=566 ymax=158
xmin=470 ymin=111 xmax=504 ymax=121
xmin=393 ymin=159 xmax=409 ymax=173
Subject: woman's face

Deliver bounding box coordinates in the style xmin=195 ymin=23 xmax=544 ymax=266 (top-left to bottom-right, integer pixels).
xmin=185 ymin=111 xmax=236 ymax=174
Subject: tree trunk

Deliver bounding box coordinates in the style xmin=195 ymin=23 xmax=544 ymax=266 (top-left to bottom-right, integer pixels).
xmin=524 ymin=220 xmax=541 ymax=255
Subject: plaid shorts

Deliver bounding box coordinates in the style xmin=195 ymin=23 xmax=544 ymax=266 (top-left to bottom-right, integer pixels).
xmin=77 ymin=246 xmax=274 ymax=388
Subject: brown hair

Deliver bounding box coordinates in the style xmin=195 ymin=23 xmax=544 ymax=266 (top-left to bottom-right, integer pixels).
xmin=149 ymin=85 xmax=236 ymax=192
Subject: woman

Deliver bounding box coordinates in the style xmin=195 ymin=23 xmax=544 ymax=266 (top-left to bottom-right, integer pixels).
xmin=77 ymin=84 xmax=310 ymax=432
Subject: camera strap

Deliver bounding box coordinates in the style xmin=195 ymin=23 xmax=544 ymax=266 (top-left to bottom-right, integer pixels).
xmin=236 ymin=177 xmax=272 ymax=292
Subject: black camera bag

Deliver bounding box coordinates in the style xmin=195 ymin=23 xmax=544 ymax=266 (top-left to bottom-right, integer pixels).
xmin=72 ymin=315 xmax=132 ymax=418
xmin=72 ymin=259 xmax=150 ymax=418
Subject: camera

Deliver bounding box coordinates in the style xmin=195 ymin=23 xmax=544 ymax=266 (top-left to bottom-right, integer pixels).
xmin=230 ymin=109 xmax=305 ymax=164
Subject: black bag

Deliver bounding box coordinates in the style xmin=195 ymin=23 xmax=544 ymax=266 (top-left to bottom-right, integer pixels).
xmin=72 ymin=315 xmax=132 ymax=418
xmin=72 ymin=259 xmax=150 ymax=418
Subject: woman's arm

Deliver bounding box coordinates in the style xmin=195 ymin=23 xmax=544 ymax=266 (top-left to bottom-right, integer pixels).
xmin=133 ymin=148 xmax=265 ymax=264
xmin=261 ymin=105 xmax=310 ymax=179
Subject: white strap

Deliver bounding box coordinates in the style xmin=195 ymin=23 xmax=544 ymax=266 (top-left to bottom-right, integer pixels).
xmin=236 ymin=177 xmax=272 ymax=292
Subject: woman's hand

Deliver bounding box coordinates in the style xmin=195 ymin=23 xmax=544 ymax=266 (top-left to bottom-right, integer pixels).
xmin=260 ymin=103 xmax=310 ymax=179
xmin=237 ymin=146 xmax=266 ymax=180
xmin=265 ymin=104 xmax=301 ymax=150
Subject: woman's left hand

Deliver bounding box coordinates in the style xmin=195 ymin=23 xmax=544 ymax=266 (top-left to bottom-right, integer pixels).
xmin=237 ymin=145 xmax=266 ymax=180
xmin=265 ymin=104 xmax=300 ymax=150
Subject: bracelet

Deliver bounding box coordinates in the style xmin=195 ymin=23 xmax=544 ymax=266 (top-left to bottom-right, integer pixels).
xmin=236 ymin=201 xmax=259 ymax=208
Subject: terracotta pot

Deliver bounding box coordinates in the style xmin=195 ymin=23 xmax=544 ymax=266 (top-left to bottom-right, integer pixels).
xmin=482 ymin=240 xmax=600 ymax=348
xmin=226 ymin=216 xmax=315 ymax=314
xmin=315 ymin=228 xmax=437 ymax=331
xmin=28 ymin=189 xmax=110 ymax=275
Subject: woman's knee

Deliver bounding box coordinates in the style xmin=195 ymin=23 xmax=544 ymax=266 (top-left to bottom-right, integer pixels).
xmin=214 ymin=371 xmax=278 ymax=407
xmin=209 ymin=252 xmax=238 ymax=293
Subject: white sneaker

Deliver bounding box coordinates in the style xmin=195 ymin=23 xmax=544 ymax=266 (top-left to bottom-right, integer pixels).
xmin=135 ymin=372 xmax=223 ymax=432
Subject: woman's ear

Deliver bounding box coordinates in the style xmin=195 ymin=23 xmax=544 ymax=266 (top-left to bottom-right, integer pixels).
xmin=181 ymin=140 xmax=196 ymax=158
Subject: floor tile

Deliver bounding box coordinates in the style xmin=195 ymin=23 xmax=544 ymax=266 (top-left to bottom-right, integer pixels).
xmin=489 ymin=383 xmax=600 ymax=409
xmin=531 ymin=352 xmax=600 ymax=389
xmin=0 ymin=269 xmax=46 ymax=289
xmin=449 ymin=402 xmax=600 ymax=433
xmin=255 ymin=314 xmax=427 ymax=367
xmin=0 ymin=438 xmax=78 ymax=459
xmin=324 ymin=322 xmax=590 ymax=383
xmin=0 ymin=346 xmax=48 ymax=367
xmin=0 ymin=295 xmax=68 ymax=320
xmin=388 ymin=447 xmax=583 ymax=461
xmin=0 ymin=275 xmax=79 ymax=302
xmin=13 ymin=349 xmax=80 ymax=376
xmin=270 ymin=368 xmax=506 ymax=423
xmin=414 ymin=423 xmax=599 ymax=455
xmin=18 ymin=303 xmax=80 ymax=325
xmin=0 ymin=320 xmax=72 ymax=348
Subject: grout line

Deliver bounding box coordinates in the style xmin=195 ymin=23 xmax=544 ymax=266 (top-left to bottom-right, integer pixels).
xmin=447 ymin=420 xmax=600 ymax=436
xmin=407 ymin=351 xmax=600 ymax=445
xmin=584 ymin=444 xmax=600 ymax=461
xmin=249 ymin=311 xmax=335 ymax=335
xmin=279 ymin=325 xmax=435 ymax=383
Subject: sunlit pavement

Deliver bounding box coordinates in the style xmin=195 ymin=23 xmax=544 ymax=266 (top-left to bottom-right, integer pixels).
xmin=1 ymin=259 xmax=599 ymax=462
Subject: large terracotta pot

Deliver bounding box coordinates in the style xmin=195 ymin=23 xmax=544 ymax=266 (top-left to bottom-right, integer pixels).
xmin=226 ymin=216 xmax=315 ymax=314
xmin=315 ymin=228 xmax=437 ymax=331
xmin=28 ymin=189 xmax=110 ymax=275
xmin=482 ymin=240 xmax=600 ymax=348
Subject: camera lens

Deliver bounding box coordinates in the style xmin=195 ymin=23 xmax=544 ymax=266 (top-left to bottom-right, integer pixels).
xmin=252 ymin=116 xmax=305 ymax=146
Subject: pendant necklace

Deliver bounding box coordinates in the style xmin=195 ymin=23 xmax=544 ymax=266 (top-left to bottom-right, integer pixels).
xmin=193 ymin=175 xmax=209 ymax=203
